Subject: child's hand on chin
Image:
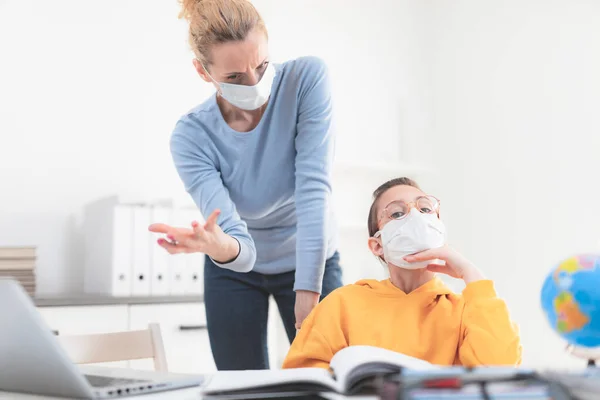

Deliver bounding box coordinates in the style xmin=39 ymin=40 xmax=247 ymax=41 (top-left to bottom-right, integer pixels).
xmin=403 ymin=245 xmax=485 ymax=284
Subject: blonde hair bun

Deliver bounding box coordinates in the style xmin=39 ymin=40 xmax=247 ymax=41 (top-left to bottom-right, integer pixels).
xmin=178 ymin=0 xmax=267 ymax=65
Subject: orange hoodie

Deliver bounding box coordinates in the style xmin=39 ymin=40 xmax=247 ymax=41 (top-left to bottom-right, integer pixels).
xmin=283 ymin=278 xmax=521 ymax=369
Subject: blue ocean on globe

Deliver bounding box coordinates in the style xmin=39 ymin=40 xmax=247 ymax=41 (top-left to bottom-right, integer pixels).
xmin=541 ymin=254 xmax=600 ymax=348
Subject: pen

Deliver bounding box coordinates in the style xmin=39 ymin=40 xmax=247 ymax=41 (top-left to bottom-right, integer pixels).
xmin=421 ymin=377 xmax=462 ymax=389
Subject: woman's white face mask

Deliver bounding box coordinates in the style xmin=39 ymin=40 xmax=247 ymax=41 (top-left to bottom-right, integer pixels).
xmin=204 ymin=63 xmax=276 ymax=111
xmin=375 ymin=208 xmax=446 ymax=269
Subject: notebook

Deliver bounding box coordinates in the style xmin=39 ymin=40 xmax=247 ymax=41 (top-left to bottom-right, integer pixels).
xmin=201 ymin=346 xmax=561 ymax=399
xmin=201 ymin=345 xmax=436 ymax=397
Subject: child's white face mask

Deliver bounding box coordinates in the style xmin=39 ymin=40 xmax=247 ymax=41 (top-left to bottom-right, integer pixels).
xmin=375 ymin=208 xmax=446 ymax=269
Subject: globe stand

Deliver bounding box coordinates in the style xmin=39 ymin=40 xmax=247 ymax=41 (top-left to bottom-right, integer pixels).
xmin=566 ymin=344 xmax=600 ymax=368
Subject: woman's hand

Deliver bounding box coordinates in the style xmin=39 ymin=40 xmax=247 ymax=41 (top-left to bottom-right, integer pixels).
xmin=148 ymin=209 xmax=240 ymax=263
xmin=403 ymin=245 xmax=485 ymax=284
xmin=295 ymin=290 xmax=320 ymax=330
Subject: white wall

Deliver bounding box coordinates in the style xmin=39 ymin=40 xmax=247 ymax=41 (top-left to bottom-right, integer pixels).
xmin=254 ymin=0 xmax=432 ymax=166
xmin=0 ymin=0 xmax=198 ymax=294
xmin=3 ymin=0 xmax=594 ymax=369
xmin=0 ymin=0 xmax=423 ymax=293
xmin=423 ymin=0 xmax=600 ymax=368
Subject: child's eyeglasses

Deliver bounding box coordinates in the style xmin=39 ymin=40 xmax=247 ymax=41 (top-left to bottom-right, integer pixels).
xmin=378 ymin=195 xmax=440 ymax=222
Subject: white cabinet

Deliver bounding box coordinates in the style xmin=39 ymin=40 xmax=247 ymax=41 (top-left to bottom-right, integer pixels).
xmin=37 ymin=305 xmax=129 ymax=335
xmin=37 ymin=305 xmax=129 ymax=368
xmin=35 ymin=299 xmax=288 ymax=373
xmin=128 ymin=303 xmax=216 ymax=374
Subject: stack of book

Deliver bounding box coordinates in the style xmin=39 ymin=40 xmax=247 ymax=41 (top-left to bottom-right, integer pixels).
xmin=0 ymin=247 xmax=37 ymax=297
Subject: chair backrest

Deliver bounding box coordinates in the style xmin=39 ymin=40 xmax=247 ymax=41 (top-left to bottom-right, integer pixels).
xmin=56 ymin=323 xmax=168 ymax=372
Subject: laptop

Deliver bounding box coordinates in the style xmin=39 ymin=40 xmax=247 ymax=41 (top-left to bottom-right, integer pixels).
xmin=0 ymin=279 xmax=204 ymax=398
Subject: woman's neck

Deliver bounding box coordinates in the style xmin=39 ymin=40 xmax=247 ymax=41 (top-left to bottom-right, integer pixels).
xmin=388 ymin=266 xmax=436 ymax=293
xmin=217 ymin=95 xmax=266 ymax=132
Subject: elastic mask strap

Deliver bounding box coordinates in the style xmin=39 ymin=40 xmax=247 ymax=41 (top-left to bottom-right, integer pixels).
xmin=373 ymin=232 xmax=386 ymax=266
xmin=201 ymin=62 xmax=222 ymax=92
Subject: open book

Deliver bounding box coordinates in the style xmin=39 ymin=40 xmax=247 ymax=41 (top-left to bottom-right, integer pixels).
xmin=201 ymin=345 xmax=437 ymax=398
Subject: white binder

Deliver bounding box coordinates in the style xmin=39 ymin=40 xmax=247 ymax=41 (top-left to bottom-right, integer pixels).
xmin=185 ymin=249 xmax=205 ymax=295
xmin=170 ymin=209 xmax=188 ymax=296
xmin=171 ymin=207 xmax=205 ymax=296
xmin=131 ymin=205 xmax=151 ymax=296
xmin=149 ymin=206 xmax=172 ymax=296
xmin=83 ymin=197 xmax=133 ymax=296
xmin=170 ymin=254 xmax=187 ymax=296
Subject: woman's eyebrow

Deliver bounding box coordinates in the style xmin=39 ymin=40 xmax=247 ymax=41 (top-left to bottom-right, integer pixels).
xmin=224 ymin=58 xmax=268 ymax=75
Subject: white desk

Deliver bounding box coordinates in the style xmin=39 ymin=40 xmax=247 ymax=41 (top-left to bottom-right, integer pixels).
xmin=0 ymin=366 xmax=377 ymax=400
xmin=0 ymin=366 xmax=203 ymax=400
xmin=0 ymin=392 xmax=373 ymax=400
xmin=0 ymin=388 xmax=200 ymax=399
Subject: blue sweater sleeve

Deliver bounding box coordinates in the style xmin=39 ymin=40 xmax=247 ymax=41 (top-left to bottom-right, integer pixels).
xmin=293 ymin=57 xmax=335 ymax=293
xmin=170 ymin=128 xmax=256 ymax=273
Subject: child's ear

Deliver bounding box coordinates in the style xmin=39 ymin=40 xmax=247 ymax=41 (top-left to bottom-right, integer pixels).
xmin=368 ymin=237 xmax=384 ymax=258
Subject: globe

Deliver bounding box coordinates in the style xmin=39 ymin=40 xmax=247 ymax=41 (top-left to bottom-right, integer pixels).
xmin=541 ymin=254 xmax=600 ymax=350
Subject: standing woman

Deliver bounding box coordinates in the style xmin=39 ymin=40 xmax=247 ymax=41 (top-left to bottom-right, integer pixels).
xmin=149 ymin=0 xmax=342 ymax=370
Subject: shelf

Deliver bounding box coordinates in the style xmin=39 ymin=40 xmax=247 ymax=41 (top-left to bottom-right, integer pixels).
xmin=338 ymin=222 xmax=367 ymax=230
xmin=337 ymin=224 xmax=370 ymax=237
xmin=34 ymin=294 xmax=204 ymax=308
xmin=332 ymin=162 xmax=429 ymax=176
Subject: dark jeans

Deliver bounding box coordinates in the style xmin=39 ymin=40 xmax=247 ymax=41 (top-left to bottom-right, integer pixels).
xmin=204 ymin=251 xmax=343 ymax=370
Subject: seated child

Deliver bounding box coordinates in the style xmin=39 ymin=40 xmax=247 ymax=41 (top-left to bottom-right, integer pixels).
xmin=283 ymin=177 xmax=522 ymax=369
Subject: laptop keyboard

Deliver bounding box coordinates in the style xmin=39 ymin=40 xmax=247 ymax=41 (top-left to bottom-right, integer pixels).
xmin=84 ymin=374 xmax=148 ymax=388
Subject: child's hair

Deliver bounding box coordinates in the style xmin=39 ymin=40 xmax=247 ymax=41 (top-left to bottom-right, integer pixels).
xmin=367 ymin=177 xmax=421 ymax=237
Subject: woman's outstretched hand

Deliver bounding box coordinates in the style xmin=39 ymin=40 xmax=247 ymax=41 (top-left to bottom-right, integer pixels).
xmin=148 ymin=209 xmax=240 ymax=263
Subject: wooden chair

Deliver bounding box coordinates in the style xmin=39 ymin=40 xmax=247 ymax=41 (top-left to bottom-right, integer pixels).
xmin=56 ymin=323 xmax=168 ymax=372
